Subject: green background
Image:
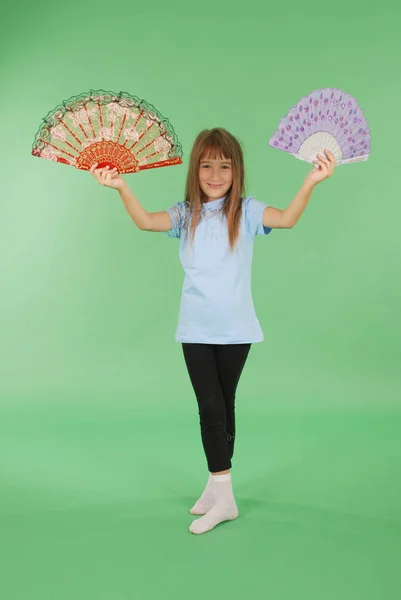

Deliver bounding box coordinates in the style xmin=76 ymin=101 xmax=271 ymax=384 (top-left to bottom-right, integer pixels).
xmin=1 ymin=0 xmax=400 ymax=598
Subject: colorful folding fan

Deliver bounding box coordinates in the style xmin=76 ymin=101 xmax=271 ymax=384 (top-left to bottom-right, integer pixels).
xmin=269 ymin=88 xmax=371 ymax=165
xmin=32 ymin=90 xmax=183 ymax=174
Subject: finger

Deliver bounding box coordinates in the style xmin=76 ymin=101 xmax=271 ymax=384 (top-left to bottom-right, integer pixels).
xmin=317 ymin=160 xmax=330 ymax=173
xmin=317 ymin=153 xmax=330 ymax=166
xmin=323 ymin=151 xmax=334 ymax=170
xmin=324 ymin=150 xmax=335 ymax=165
xmin=103 ymin=171 xmax=115 ymax=185
xmin=95 ymin=165 xmax=110 ymax=174
xmin=314 ymin=162 xmax=327 ymax=173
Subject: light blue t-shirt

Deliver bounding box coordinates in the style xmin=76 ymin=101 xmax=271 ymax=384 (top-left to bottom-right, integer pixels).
xmin=164 ymin=196 xmax=272 ymax=344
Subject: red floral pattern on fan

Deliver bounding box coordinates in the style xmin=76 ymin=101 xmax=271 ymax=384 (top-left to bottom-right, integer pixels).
xmin=32 ymin=90 xmax=183 ymax=174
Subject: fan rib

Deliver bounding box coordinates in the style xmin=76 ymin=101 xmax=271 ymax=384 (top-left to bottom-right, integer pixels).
xmin=44 ymin=126 xmax=81 ymax=154
xmin=128 ymin=122 xmax=155 ymax=151
xmin=135 ymin=133 xmax=161 ymax=157
xmin=68 ymin=107 xmax=91 ymax=140
xmin=60 ymin=120 xmax=83 ymax=148
xmin=83 ymin=103 xmax=96 ymax=138
xmin=117 ymin=114 xmax=127 ymax=144
xmin=139 ymin=157 xmax=181 ymax=171
xmin=38 ymin=140 xmax=77 ymax=161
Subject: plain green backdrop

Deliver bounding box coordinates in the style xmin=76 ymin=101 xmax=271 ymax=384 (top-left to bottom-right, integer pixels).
xmin=1 ymin=0 xmax=400 ymax=599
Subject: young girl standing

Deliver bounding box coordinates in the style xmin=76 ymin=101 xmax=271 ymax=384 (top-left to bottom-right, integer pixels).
xmin=90 ymin=128 xmax=335 ymax=535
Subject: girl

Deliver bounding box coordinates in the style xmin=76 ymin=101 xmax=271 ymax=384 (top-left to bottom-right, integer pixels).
xmin=90 ymin=128 xmax=335 ymax=535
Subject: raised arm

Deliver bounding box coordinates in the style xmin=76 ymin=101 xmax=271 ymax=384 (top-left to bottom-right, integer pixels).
xmin=262 ymin=149 xmax=336 ymax=229
xmin=90 ymin=163 xmax=173 ymax=232
xmin=262 ymin=181 xmax=315 ymax=229
xmin=117 ymin=182 xmax=172 ymax=231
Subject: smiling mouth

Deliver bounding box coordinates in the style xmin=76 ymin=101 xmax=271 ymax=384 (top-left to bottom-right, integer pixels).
xmin=207 ymin=183 xmax=224 ymax=188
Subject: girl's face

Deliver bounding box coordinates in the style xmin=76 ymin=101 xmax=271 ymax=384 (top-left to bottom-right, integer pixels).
xmin=199 ymin=156 xmax=233 ymax=202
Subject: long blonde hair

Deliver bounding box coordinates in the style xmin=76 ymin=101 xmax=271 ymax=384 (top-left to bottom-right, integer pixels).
xmin=185 ymin=128 xmax=245 ymax=251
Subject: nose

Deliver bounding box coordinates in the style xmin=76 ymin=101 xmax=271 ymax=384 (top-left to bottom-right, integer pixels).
xmin=209 ymin=166 xmax=222 ymax=181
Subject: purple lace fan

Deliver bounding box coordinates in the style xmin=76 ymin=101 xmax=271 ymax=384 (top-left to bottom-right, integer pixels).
xmin=269 ymin=88 xmax=371 ymax=165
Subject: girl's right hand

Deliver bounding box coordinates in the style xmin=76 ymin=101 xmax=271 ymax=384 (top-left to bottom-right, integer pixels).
xmin=89 ymin=163 xmax=126 ymax=191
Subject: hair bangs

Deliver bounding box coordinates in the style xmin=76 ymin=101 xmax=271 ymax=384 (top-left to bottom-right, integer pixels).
xmin=199 ymin=131 xmax=234 ymax=162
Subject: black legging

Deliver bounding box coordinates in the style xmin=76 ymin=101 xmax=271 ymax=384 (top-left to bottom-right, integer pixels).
xmin=182 ymin=343 xmax=252 ymax=473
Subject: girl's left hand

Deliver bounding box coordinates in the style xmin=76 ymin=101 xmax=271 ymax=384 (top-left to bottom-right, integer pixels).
xmin=304 ymin=149 xmax=336 ymax=186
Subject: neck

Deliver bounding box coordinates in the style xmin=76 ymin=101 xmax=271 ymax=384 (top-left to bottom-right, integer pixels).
xmin=202 ymin=196 xmax=225 ymax=204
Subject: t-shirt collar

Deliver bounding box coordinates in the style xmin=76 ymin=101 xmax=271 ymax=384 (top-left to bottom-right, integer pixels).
xmin=201 ymin=196 xmax=226 ymax=210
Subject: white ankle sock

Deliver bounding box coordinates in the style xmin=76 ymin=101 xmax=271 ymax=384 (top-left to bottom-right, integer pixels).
xmin=190 ymin=474 xmax=214 ymax=515
xmin=189 ymin=473 xmax=238 ymax=534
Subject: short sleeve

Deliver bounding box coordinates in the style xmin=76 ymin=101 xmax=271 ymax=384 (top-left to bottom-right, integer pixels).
xmin=163 ymin=201 xmax=187 ymax=239
xmin=243 ymin=196 xmax=272 ymax=237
